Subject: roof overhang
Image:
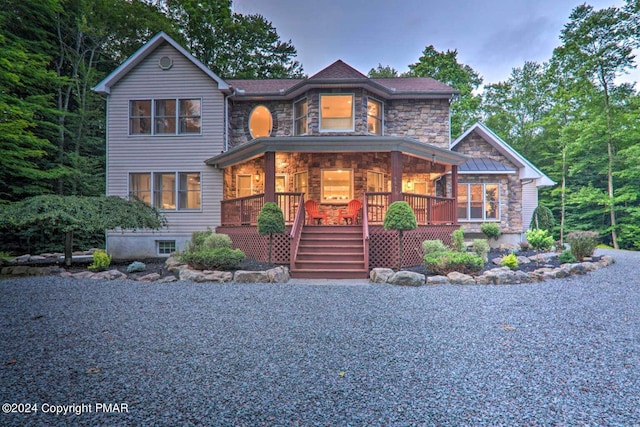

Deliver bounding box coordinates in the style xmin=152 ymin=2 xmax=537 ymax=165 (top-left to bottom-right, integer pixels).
xmin=205 ymin=136 xmax=469 ymax=169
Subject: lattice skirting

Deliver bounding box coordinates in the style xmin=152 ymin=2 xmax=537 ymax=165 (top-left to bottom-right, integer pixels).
xmin=368 ymin=225 xmax=459 ymax=268
xmin=217 ymin=224 xmax=460 ymax=269
xmin=216 ymin=226 xmax=292 ymax=264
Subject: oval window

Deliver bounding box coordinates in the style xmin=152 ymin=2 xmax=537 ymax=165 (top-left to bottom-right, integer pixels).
xmin=249 ymin=105 xmax=273 ymax=139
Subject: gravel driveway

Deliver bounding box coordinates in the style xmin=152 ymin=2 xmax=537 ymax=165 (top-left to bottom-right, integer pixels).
xmin=1 ymin=249 xmax=639 ymax=426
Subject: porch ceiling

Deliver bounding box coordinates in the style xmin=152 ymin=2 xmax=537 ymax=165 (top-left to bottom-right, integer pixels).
xmin=205 ymin=136 xmax=469 ymax=168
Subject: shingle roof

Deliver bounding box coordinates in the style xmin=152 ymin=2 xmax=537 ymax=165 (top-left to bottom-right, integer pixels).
xmin=372 ymin=77 xmax=454 ymax=93
xmin=225 ymin=79 xmax=303 ymax=95
xmin=309 ymin=60 xmax=369 ymax=80
xmin=459 ymin=157 xmax=516 ymax=173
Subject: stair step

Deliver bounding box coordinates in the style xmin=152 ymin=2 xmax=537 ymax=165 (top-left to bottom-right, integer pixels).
xmin=294 ymin=260 xmax=365 ymax=270
xmin=296 ymin=253 xmax=364 ymax=262
xmin=290 ymin=269 xmax=369 ymax=279
xmin=298 ymin=245 xmax=364 ymax=255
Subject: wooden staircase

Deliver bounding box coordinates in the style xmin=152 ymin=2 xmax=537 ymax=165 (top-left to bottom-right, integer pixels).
xmin=291 ymin=225 xmax=368 ymax=279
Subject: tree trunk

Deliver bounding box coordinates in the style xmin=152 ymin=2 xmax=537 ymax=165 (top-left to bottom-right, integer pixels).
xmin=603 ymin=80 xmax=619 ymax=249
xmin=560 ymin=145 xmax=566 ymax=246
xmin=64 ymin=231 xmax=73 ymax=267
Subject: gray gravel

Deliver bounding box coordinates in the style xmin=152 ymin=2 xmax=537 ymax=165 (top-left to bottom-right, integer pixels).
xmin=1 ymin=248 xmax=639 ymax=426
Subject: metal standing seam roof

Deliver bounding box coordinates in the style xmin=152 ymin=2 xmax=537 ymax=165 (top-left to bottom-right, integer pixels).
xmin=458 ymin=157 xmax=516 ymax=173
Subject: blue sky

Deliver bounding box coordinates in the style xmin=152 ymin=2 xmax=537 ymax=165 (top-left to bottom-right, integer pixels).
xmin=233 ymin=0 xmax=637 ymax=87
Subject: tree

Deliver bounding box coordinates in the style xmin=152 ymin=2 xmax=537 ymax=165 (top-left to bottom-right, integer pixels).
xmin=407 ymin=45 xmax=483 ymax=138
xmin=257 ymin=202 xmax=285 ymax=264
xmin=368 ymin=64 xmax=399 ymax=78
xmin=383 ymin=201 xmax=417 ymax=270
xmin=554 ymin=4 xmax=639 ymax=249
xmin=0 ymin=195 xmax=167 ymax=266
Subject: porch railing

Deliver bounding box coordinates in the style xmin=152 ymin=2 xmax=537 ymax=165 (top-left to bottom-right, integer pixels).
xmin=289 ymin=194 xmax=305 ymax=273
xmin=220 ymin=192 xmax=303 ymax=226
xmin=364 ymin=192 xmax=457 ymax=225
xmin=362 ymin=194 xmax=370 ymax=272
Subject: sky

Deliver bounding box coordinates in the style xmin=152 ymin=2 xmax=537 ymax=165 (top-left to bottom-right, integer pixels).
xmin=232 ymin=0 xmax=638 ymax=87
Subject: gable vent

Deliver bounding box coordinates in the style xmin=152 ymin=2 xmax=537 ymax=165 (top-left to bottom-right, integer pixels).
xmin=158 ymin=56 xmax=173 ymax=70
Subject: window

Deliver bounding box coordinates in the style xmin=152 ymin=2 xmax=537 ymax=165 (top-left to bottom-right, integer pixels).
xmin=129 ymin=173 xmax=151 ymax=203
xmin=157 ymin=240 xmax=176 ymax=255
xmin=321 ymin=169 xmax=353 ymax=202
xmin=129 ymin=172 xmax=200 ymax=211
xmin=457 ymin=183 xmax=500 ymax=221
xmin=367 ymin=171 xmax=384 ymax=192
xmin=320 ymin=94 xmax=354 ymax=131
xmin=367 ymin=98 xmax=383 ymax=135
xmin=129 ymin=98 xmax=201 ymax=135
xmin=130 ymin=100 xmax=151 ymax=134
xmin=294 ymin=171 xmax=308 ymax=195
xmin=275 ymin=174 xmax=287 ymax=193
xmin=249 ymin=105 xmax=273 ymax=138
xmin=179 ymin=172 xmax=201 ymax=209
xmin=237 ymin=174 xmax=253 ymax=198
xmin=293 ymin=98 xmax=308 ymax=135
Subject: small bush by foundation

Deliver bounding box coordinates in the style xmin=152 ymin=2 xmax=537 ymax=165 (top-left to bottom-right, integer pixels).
xmin=567 ymin=231 xmax=599 ymax=260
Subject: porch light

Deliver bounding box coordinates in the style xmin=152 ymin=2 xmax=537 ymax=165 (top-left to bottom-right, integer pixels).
xmin=255 ymin=173 xmax=260 ymax=182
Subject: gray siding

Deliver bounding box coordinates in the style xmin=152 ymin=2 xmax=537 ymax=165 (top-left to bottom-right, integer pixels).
xmin=521 ymin=181 xmax=539 ymax=231
xmin=106 ymin=42 xmax=225 ymax=252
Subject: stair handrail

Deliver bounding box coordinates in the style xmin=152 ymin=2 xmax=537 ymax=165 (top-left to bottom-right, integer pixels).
xmin=362 ymin=194 xmax=370 ymax=273
xmin=289 ymin=193 xmax=305 ymax=272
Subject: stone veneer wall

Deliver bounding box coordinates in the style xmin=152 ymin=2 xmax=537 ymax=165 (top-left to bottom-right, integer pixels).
xmin=453 ymin=132 xmax=523 ymax=234
xmin=228 ymin=90 xmax=451 ymax=148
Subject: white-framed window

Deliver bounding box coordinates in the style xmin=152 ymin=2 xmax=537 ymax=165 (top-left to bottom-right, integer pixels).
xmin=366 ymin=170 xmax=384 ymax=192
xmin=367 ymin=98 xmax=383 ymax=135
xmin=457 ymin=183 xmax=500 ymax=221
xmin=236 ymin=174 xmax=253 ymax=198
xmin=275 ymin=174 xmax=287 ymax=193
xmin=157 ymin=240 xmax=176 ymax=256
xmin=320 ymin=94 xmax=354 ymax=132
xmin=321 ymin=169 xmax=353 ymax=202
xmin=129 ymin=172 xmax=201 ymax=211
xmin=129 ymin=98 xmax=201 ymax=135
xmin=294 ymin=171 xmax=308 ymax=195
xmin=293 ymin=98 xmax=308 ymax=135
xmin=249 ymin=105 xmax=273 ymax=139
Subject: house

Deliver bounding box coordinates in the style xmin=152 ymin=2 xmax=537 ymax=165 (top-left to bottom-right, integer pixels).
xmin=93 ymin=32 xmax=553 ymax=278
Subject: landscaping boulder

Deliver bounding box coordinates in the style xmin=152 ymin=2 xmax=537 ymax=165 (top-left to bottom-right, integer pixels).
xmin=266 ymin=266 xmax=289 ymax=283
xmin=370 ymin=268 xmax=395 ymax=284
xmin=426 ymin=275 xmax=449 ymax=285
xmin=388 ymin=271 xmax=425 ymax=286
xmin=178 ymin=268 xmax=233 ymax=283
xmin=137 ymin=273 xmax=161 ymax=282
xmin=90 ymin=269 xmax=128 ymax=280
xmin=234 ymin=270 xmax=270 ymax=283
xmin=447 ymin=271 xmax=476 ymax=285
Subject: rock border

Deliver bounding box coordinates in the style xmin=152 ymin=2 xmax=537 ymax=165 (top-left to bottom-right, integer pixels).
xmin=370 ymin=255 xmax=616 ymax=287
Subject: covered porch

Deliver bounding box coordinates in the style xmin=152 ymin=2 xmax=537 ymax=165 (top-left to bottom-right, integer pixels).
xmin=206 ymin=136 xmax=468 ymax=276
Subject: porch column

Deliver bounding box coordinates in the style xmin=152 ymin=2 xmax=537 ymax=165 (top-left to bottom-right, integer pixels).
xmin=452 ymin=164 xmax=458 ymax=224
xmin=390 ymin=151 xmax=403 ymax=203
xmin=264 ymin=151 xmax=276 ymax=203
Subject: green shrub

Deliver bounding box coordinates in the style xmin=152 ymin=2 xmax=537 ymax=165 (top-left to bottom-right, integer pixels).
xmin=500 ymin=253 xmax=519 ymax=270
xmin=480 ymin=223 xmax=501 ymax=240
xmin=187 ymin=228 xmax=214 ymax=252
xmin=422 ymin=239 xmax=447 ymax=256
xmin=559 ymin=250 xmax=577 ymax=264
xmin=530 ymin=205 xmax=555 ymax=234
xmin=424 ymin=250 xmax=484 ymax=275
xmin=472 ymin=239 xmax=490 ymax=262
xmin=383 ymin=201 xmax=417 ymax=270
xmin=566 ymin=231 xmax=599 ymax=260
xmin=526 ymin=229 xmax=554 ymax=252
xmin=451 ymin=228 xmax=466 ymax=252
xmin=203 ymin=233 xmax=232 ymax=249
xmin=257 ymin=202 xmax=286 ymax=264
xmin=0 ymin=251 xmax=12 ymax=263
xmin=88 ymin=250 xmax=111 ymax=271
xmin=126 ymin=261 xmax=146 ymax=273
xmin=180 ymin=247 xmax=245 ymax=271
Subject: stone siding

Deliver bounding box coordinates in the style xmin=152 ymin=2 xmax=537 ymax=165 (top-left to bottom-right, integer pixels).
xmin=453 ymin=132 xmax=524 ymax=234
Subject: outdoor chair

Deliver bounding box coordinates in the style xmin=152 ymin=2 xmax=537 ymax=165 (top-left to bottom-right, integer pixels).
xmin=338 ymin=199 xmax=362 ymax=224
xmin=305 ymin=200 xmax=328 ymax=225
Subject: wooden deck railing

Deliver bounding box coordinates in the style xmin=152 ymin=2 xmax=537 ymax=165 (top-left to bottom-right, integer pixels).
xmin=364 ymin=192 xmax=457 ymax=225
xmin=289 ymin=194 xmax=305 ymax=273
xmin=221 ymin=192 xmax=303 ymax=226
xmin=362 ymin=194 xmax=370 ymax=272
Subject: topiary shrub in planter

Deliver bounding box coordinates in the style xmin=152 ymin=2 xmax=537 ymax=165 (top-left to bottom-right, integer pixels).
xmin=384 ymin=201 xmax=417 ymax=270
xmin=424 ymin=250 xmax=484 ymax=275
xmin=181 ymin=247 xmax=245 ymax=271
xmin=566 ymin=231 xmax=599 ymax=260
xmin=257 ymin=202 xmax=285 ymax=264
xmin=481 ymin=223 xmax=502 ymax=241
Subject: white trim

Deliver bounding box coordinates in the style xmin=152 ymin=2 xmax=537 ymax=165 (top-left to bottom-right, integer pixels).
xmin=127 ymin=171 xmax=203 ymax=212
xmin=457 ymin=182 xmax=501 ymax=222
xmin=319 ymin=93 xmax=355 ymax=132
xmin=236 ymin=174 xmax=253 ymax=198
xmin=321 ymin=168 xmax=354 ymax=203
xmin=249 ymin=105 xmax=273 ymax=139
xmin=366 ymin=96 xmax=384 ymax=136
xmin=451 ymin=122 xmax=555 ymax=187
xmin=128 ymin=98 xmax=203 ymax=136
xmin=293 ymin=97 xmax=308 ymax=136
xmin=93 ymin=32 xmax=229 ymax=94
